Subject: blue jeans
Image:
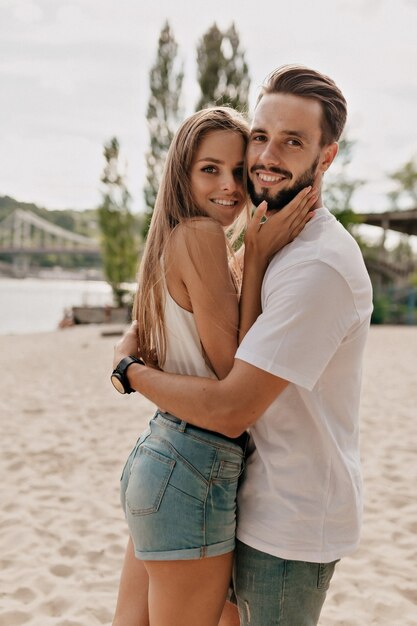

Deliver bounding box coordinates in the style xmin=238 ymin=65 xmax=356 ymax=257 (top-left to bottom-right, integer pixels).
xmin=120 ymin=412 xmax=248 ymax=560
xmin=233 ymin=540 xmax=338 ymax=625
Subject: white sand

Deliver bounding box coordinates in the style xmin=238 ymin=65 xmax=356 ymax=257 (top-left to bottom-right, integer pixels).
xmin=0 ymin=325 xmax=416 ymax=625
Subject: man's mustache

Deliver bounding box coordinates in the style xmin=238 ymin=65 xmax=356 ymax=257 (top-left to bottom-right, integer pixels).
xmin=250 ymin=165 xmax=293 ymax=180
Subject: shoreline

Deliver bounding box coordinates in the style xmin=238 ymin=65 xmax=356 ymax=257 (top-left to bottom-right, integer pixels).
xmin=1 ymin=321 xmax=416 ymax=338
xmin=1 ymin=326 xmax=416 ymax=625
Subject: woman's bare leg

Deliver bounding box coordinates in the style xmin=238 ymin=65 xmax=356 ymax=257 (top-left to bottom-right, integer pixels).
xmin=113 ymin=540 xmax=238 ymax=626
xmin=145 ymin=551 xmax=233 ymax=626
xmin=218 ymin=601 xmax=240 ymax=626
xmin=113 ymin=537 xmax=149 ymax=626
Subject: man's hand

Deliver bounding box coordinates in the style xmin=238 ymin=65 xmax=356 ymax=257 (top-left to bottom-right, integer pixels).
xmin=113 ymin=321 xmax=140 ymax=369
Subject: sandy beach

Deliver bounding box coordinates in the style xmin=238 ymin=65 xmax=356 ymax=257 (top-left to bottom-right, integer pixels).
xmin=0 ymin=325 xmax=416 ymax=625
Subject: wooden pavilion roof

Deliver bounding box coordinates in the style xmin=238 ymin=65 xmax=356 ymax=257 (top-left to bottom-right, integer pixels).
xmin=357 ymin=208 xmax=417 ymax=236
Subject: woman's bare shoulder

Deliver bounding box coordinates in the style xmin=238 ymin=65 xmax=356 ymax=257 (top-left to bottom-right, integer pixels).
xmin=168 ymin=218 xmax=225 ymax=256
xmin=172 ymin=217 xmax=224 ymax=240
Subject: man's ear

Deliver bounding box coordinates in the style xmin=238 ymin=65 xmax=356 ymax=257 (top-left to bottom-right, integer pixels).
xmin=319 ymin=142 xmax=338 ymax=173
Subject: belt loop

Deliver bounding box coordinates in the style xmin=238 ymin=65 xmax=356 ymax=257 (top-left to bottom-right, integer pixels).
xmin=179 ymin=420 xmax=187 ymax=432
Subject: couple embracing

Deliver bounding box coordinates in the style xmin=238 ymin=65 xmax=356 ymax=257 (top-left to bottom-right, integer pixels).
xmin=110 ymin=64 xmax=373 ymax=626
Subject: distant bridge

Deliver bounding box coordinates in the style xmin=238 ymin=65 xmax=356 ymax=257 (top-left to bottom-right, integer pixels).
xmin=0 ymin=209 xmax=101 ymax=277
xmin=0 ymin=209 xmax=100 ymax=256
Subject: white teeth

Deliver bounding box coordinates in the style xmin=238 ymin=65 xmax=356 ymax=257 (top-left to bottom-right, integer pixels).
xmin=212 ymin=199 xmax=236 ymax=206
xmin=258 ymin=173 xmax=283 ymax=183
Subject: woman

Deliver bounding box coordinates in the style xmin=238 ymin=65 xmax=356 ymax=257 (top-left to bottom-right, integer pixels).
xmin=113 ymin=107 xmax=316 ymax=626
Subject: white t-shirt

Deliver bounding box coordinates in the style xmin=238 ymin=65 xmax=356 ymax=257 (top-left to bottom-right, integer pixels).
xmin=235 ymin=207 xmax=373 ymax=563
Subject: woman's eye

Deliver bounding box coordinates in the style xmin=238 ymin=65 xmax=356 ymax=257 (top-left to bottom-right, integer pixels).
xmin=234 ymin=167 xmax=244 ymax=180
xmin=202 ymin=166 xmax=217 ymax=173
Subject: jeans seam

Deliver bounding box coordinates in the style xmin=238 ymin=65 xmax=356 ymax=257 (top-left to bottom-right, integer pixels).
xmin=202 ymin=450 xmax=217 ymax=556
xmin=317 ymin=563 xmax=323 ymax=589
xmin=279 ymin=559 xmax=287 ymax=624
xmin=149 ymin=435 xmax=209 ymax=485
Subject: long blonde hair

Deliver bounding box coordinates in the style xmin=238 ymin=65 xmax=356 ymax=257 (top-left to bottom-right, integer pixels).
xmin=134 ymin=107 xmax=249 ymax=367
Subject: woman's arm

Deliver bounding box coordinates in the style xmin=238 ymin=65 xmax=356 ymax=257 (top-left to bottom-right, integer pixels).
xmin=238 ymin=187 xmax=317 ymax=343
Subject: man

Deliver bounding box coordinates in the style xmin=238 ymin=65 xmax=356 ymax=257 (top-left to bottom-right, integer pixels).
xmin=113 ymin=65 xmax=373 ymax=625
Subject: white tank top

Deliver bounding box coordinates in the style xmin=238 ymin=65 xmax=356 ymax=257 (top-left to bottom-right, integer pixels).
xmin=161 ymin=282 xmax=217 ymax=380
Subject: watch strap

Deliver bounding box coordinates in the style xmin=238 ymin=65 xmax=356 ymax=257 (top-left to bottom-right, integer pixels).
xmin=112 ymin=355 xmax=144 ymax=394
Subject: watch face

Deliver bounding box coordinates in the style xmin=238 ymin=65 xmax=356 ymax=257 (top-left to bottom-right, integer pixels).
xmin=111 ymin=373 xmax=126 ymax=394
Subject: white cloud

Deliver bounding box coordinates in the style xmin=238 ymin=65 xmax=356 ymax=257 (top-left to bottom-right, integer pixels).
xmin=12 ymin=0 xmax=43 ymax=23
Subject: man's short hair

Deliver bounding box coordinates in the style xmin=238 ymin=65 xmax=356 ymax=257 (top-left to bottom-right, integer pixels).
xmin=258 ymin=65 xmax=347 ymax=145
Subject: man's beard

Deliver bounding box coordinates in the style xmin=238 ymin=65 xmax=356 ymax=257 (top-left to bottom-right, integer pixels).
xmin=247 ymin=156 xmax=319 ymax=212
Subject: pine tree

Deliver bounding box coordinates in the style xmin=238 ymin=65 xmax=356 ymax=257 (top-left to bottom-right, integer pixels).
xmin=196 ymin=22 xmax=250 ymax=112
xmin=143 ymin=22 xmax=183 ymax=237
xmin=98 ymin=137 xmax=138 ymax=307
xmin=196 ymin=24 xmax=224 ymax=110
xmin=223 ymin=23 xmax=251 ymax=111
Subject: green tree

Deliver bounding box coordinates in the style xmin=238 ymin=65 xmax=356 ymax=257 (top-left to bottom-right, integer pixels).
xmin=143 ymin=22 xmax=184 ymax=238
xmin=388 ymin=157 xmax=417 ymax=209
xmin=98 ymin=137 xmax=138 ymax=307
xmin=324 ymin=137 xmax=363 ymax=231
xmin=196 ymin=22 xmax=250 ymax=112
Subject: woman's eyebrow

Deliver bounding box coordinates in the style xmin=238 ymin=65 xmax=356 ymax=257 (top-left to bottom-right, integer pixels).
xmin=195 ymin=157 xmax=224 ymax=164
xmin=195 ymin=158 xmax=244 ymax=166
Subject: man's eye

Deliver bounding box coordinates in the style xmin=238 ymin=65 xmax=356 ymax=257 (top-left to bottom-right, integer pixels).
xmin=252 ymin=135 xmax=266 ymax=142
xmin=287 ymin=139 xmax=302 ymax=147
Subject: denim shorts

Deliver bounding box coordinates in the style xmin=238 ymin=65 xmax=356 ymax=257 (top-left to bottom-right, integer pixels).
xmin=120 ymin=411 xmax=248 ymax=561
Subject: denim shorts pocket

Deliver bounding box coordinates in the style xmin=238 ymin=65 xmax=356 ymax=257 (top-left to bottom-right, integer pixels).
xmin=317 ymin=560 xmax=338 ymax=590
xmin=126 ymin=446 xmax=175 ymax=516
xmin=215 ymin=459 xmax=243 ymax=480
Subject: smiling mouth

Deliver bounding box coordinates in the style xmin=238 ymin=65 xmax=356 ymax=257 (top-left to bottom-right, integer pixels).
xmin=256 ymin=172 xmax=288 ymax=185
xmin=211 ymin=198 xmax=238 ymax=206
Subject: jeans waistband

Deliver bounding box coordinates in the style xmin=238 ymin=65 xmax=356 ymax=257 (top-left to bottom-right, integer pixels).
xmin=156 ymin=411 xmax=248 ymax=451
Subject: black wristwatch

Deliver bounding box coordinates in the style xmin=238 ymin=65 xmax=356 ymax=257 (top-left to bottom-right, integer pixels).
xmin=111 ymin=356 xmax=144 ymax=394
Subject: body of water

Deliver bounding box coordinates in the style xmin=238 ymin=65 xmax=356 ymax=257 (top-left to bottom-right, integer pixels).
xmin=0 ymin=278 xmax=115 ymax=334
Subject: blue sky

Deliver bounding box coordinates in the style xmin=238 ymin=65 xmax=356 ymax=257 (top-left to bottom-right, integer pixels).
xmin=0 ymin=0 xmax=416 ymax=216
